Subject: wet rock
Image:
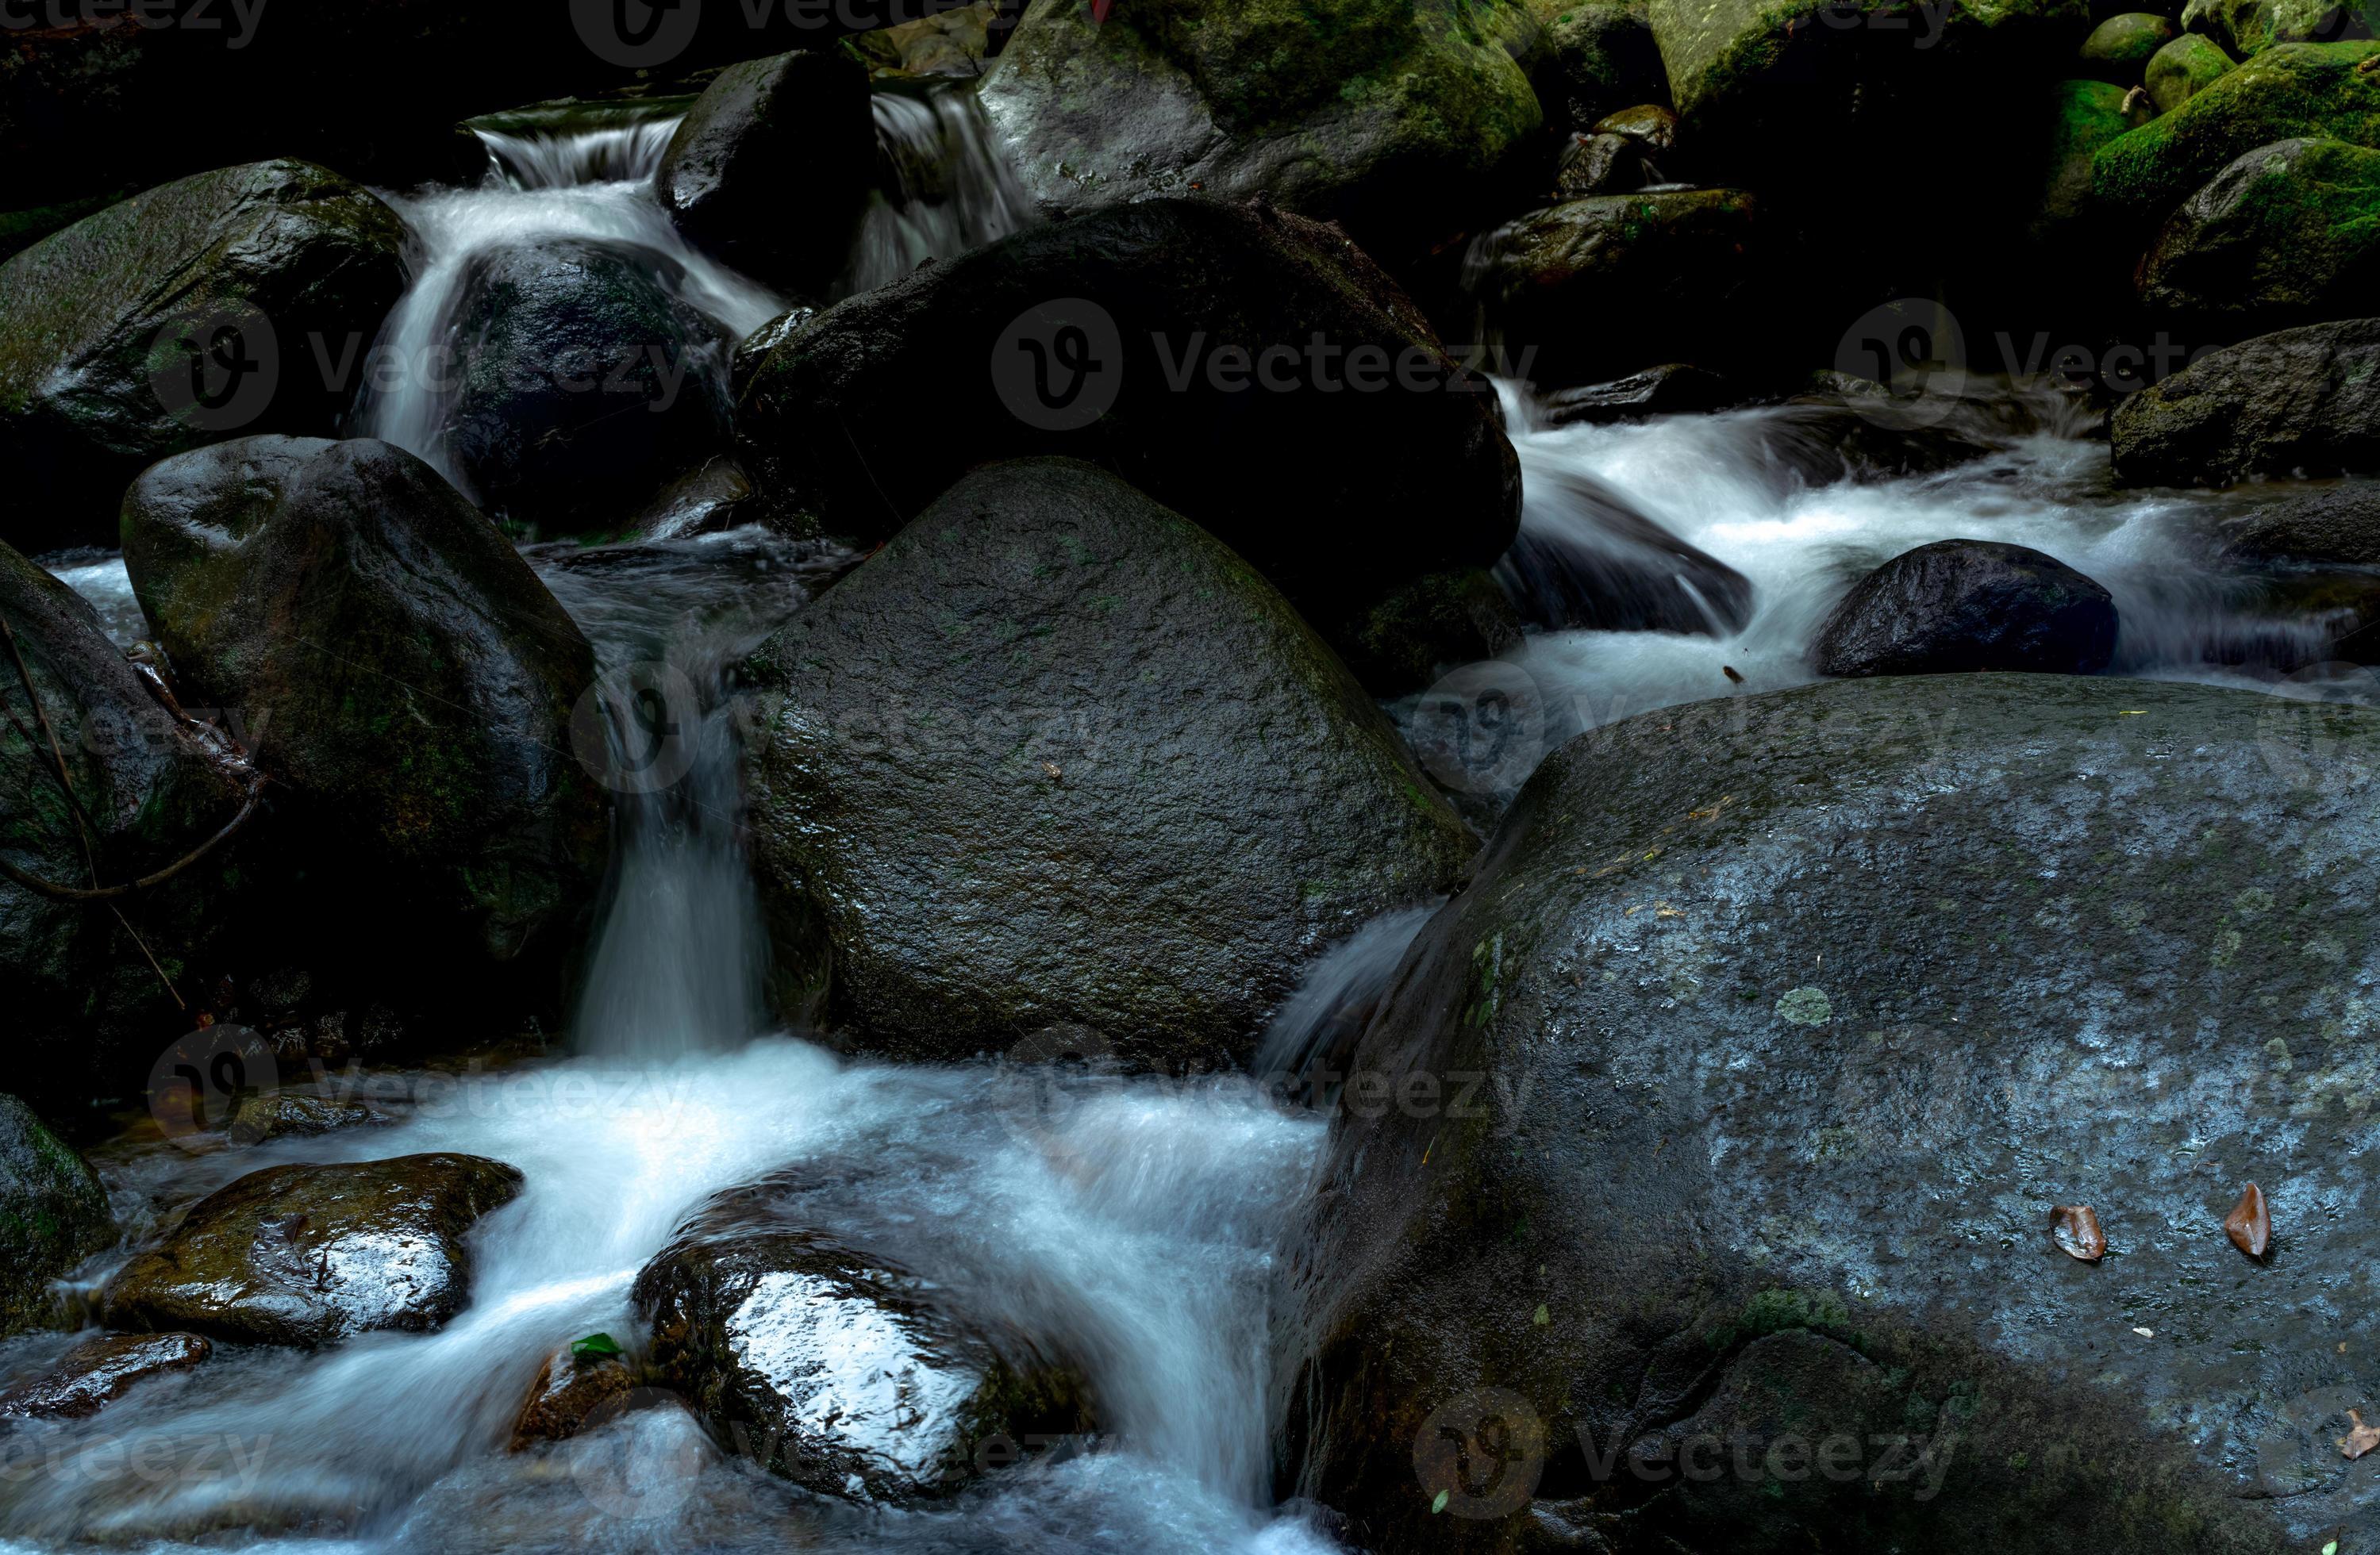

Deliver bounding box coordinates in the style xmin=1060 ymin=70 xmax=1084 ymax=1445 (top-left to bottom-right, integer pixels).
xmin=1 ymin=543 xmax=256 ymax=1095
xmin=0 ymin=1332 xmax=209 ymax=1420
xmin=1499 ymin=465 xmax=1756 ymax=635
xmin=2220 ymin=482 xmax=2380 ymax=564
xmin=731 ymin=307 xmax=816 ymax=405
xmin=2147 ymin=33 xmax=2240 ymax=113
xmin=633 ymin=458 xmax=755 ymax=543
xmin=2111 ymin=317 xmax=2380 ymax=483
xmin=1541 ymin=363 xmax=1737 ymax=425
xmin=736 ymin=198 xmax=1521 ymax=634
xmin=636 ymin=1182 xmax=1089 ymax=1503
xmin=2082 ymin=13 xmax=2181 ymax=83
xmin=1593 ymin=101 xmax=1682 ymax=151
xmin=509 ymin=1342 xmax=640 ymax=1449
xmin=121 ymin=436 xmax=609 ymax=973
xmin=1554 ymin=132 xmax=1647 ymax=195
xmin=1463 ymin=189 xmax=1761 ymax=389
xmin=0 ymin=161 xmax=408 ymax=551
xmin=2094 ymin=40 xmax=2380 ymax=227
xmin=2182 ymin=0 xmax=2367 ymax=57
xmin=1331 ymin=570 xmax=1525 ymax=696
xmin=742 ymin=459 xmax=1475 ymax=1069
xmin=2225 ymin=1181 xmax=2274 ymax=1255
xmin=445 ymin=239 xmax=732 ymax=536
xmin=225 ymin=1092 xmax=382 ymax=1147
xmin=1536 ymin=0 xmax=1671 ymax=134
xmin=0 ymin=1096 xmax=113 ymax=1338
xmin=102 ymin=1154 xmax=524 ymax=1349
xmin=1291 ymin=674 xmax=2376 ymax=1553
xmin=658 ymin=50 xmax=875 ymax=298
xmin=2137 ymin=136 xmax=2380 ymax=337
xmin=978 ymin=0 xmax=1544 ymax=266
xmin=1812 ymin=539 xmax=2120 ymax=677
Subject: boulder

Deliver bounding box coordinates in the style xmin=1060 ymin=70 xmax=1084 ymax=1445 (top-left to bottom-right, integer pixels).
xmin=977 ymin=0 xmax=1545 ymax=266
xmin=2137 ymin=136 xmax=2380 ymax=337
xmin=445 ymin=239 xmax=734 ymax=535
xmin=2094 ymin=40 xmax=2380 ymax=227
xmin=636 ymin=1177 xmax=1089 ymax=1503
xmin=1554 ymin=132 xmax=1648 ymax=194
xmin=2221 ymin=480 xmax=2380 ymax=563
xmin=657 ymin=50 xmax=877 ymax=299
xmin=1810 ymin=539 xmax=2120 ymax=676
xmin=2 ymin=543 xmax=257 ymax=1093
xmin=735 ymin=198 xmax=1521 ymax=633
xmin=102 ymin=1154 xmax=524 ymax=1348
xmin=2147 ymin=32 xmax=2243 ymax=111
xmin=1462 ymin=188 xmax=1761 ymax=389
xmin=0 ymin=1332 xmax=209 ymax=1420
xmin=2182 ymin=0 xmax=2370 ymax=56
xmin=1290 ymin=674 xmax=2378 ymax=1553
xmin=2111 ymin=317 xmax=2380 ymax=482
xmin=0 ymin=161 xmax=409 ymax=551
xmin=2082 ymin=12 xmax=2182 ymax=82
xmin=121 ymin=437 xmax=609 ymax=970
xmin=509 ymin=1341 xmax=640 ymax=1449
xmin=1536 ymin=0 xmax=1671 ymax=133
xmin=741 ymin=459 xmax=1476 ymax=1068
xmin=0 ymin=1096 xmax=113 ymax=1337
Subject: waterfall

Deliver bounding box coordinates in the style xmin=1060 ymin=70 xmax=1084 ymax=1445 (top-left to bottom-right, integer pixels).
xmin=849 ymin=82 xmax=1037 ymax=293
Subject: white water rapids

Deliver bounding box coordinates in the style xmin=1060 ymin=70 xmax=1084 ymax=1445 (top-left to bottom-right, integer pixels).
xmin=13 ymin=86 xmax=2367 ymax=1555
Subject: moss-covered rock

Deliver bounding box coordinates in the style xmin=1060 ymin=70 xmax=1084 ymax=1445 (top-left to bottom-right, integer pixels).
xmin=103 ymin=1154 xmax=522 ymax=1348
xmin=734 ymin=198 xmax=1521 ymax=635
xmin=742 ymin=458 xmax=1476 ymax=1068
xmin=2138 ymin=135 xmax=2380 ymax=335
xmin=1 ymin=543 xmax=256 ymax=1096
xmin=2111 ymin=316 xmax=2380 ymax=481
xmin=2181 ymin=0 xmax=2371 ymax=56
xmin=2094 ymin=39 xmax=2380 ymax=225
xmin=1535 ymin=0 xmax=1672 ymax=132
xmin=0 ymin=161 xmax=409 ymax=552
xmin=121 ymin=437 xmax=608 ymax=973
xmin=2147 ymin=31 xmax=2242 ymax=111
xmin=2082 ymin=11 xmax=2182 ymax=81
xmin=2030 ymin=78 xmax=2158 ymax=248
xmin=1463 ymin=187 xmax=1761 ymax=387
xmin=978 ymin=0 xmax=1546 ymax=266
xmin=636 ymin=1174 xmax=1090 ymax=1503
xmin=0 ymin=1096 xmax=112 ymax=1338
xmin=1290 ymin=674 xmax=2373 ymax=1553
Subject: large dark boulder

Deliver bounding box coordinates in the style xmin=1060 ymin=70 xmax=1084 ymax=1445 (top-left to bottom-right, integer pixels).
xmin=2112 ymin=317 xmax=2380 ymax=484
xmin=121 ymin=437 xmax=609 ymax=973
xmin=445 ymin=239 xmax=734 ymax=536
xmin=103 ymin=1154 xmax=523 ymax=1348
xmin=1 ymin=543 xmax=257 ymax=1093
xmin=2094 ymin=41 xmax=2380 ymax=227
xmin=977 ymin=0 xmax=1544 ymax=267
xmin=1461 ymin=189 xmax=1762 ymax=389
xmin=742 ymin=459 xmax=1476 ymax=1069
xmin=0 ymin=1095 xmax=113 ymax=1338
xmin=735 ymin=198 xmax=1521 ymax=637
xmin=658 ymin=50 xmax=877 ymax=299
xmin=2137 ymin=136 xmax=2380 ymax=339
xmin=1811 ymin=539 xmax=2120 ymax=677
xmin=1289 ymin=674 xmax=2378 ymax=1554
xmin=0 ymin=161 xmax=409 ymax=551
xmin=636 ymin=1174 xmax=1090 ymax=1503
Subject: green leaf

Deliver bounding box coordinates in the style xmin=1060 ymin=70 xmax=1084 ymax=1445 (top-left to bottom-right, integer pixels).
xmin=571 ymin=1331 xmax=624 ymax=1359
xmin=1431 ymin=1490 xmax=1450 ymax=1514
xmin=1533 ymin=1304 xmax=1550 ymax=1326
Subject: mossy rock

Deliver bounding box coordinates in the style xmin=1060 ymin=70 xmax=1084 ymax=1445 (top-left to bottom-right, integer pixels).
xmin=0 ymin=1096 xmax=111 ymax=1338
xmin=2180 ymin=0 xmax=2374 ymax=56
xmin=2032 ymin=78 xmax=2159 ymax=244
xmin=741 ymin=458 xmax=1476 ymax=1069
xmin=2094 ymin=39 xmax=2380 ymax=225
xmin=978 ymin=0 xmax=1546 ymax=266
xmin=2147 ymin=32 xmax=2242 ymax=110
xmin=2138 ymin=135 xmax=2380 ymax=336
xmin=1291 ymin=674 xmax=2373 ymax=1552
xmin=2082 ymin=11 xmax=2182 ymax=82
xmin=2111 ymin=315 xmax=2380 ymax=482
xmin=0 ymin=161 xmax=408 ymax=552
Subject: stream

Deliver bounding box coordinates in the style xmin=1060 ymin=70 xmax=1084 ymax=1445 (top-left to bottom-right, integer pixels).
xmin=9 ymin=81 xmax=2368 ymax=1555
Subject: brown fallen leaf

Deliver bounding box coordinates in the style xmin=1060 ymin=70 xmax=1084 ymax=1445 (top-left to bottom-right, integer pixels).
xmin=1721 ymin=665 xmax=1744 ymax=685
xmin=2225 ymin=1182 xmax=2271 ymax=1259
xmin=2051 ymin=1204 xmax=2106 ymax=1262
xmin=2340 ymin=1409 xmax=2380 ymax=1461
